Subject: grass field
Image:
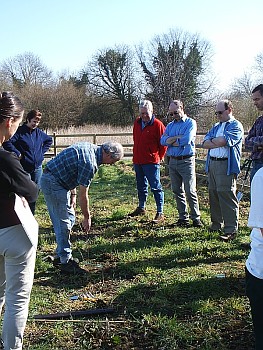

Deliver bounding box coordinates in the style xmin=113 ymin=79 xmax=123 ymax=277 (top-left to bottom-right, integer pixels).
xmin=21 ymin=160 xmax=253 ymax=349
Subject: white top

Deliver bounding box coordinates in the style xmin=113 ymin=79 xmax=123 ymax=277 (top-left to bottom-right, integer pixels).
xmin=246 ymin=167 xmax=263 ymax=279
xmin=210 ymin=122 xmax=228 ymax=158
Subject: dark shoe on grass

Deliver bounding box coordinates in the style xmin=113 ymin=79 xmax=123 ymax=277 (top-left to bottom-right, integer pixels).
xmin=240 ymin=242 xmax=251 ymax=250
xmin=128 ymin=207 xmax=146 ymax=217
xmin=59 ymin=259 xmax=85 ymax=275
xmin=152 ymin=213 xmax=164 ymax=224
xmin=176 ymin=219 xmax=190 ymax=227
xmin=46 ymin=255 xmax=60 ymax=267
xmin=192 ymin=219 xmax=203 ymax=227
xmin=47 ymin=255 xmax=79 ymax=268
xmin=219 ymin=232 xmax=237 ymax=242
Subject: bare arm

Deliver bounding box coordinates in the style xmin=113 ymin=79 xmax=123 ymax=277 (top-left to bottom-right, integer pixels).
xmin=79 ymin=185 xmax=91 ymax=232
xmin=70 ymin=188 xmax=77 ymax=209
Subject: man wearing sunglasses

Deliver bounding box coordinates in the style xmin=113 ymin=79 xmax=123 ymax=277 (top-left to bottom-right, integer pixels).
xmin=160 ymin=100 xmax=202 ymax=228
xmin=202 ymin=100 xmax=244 ymax=242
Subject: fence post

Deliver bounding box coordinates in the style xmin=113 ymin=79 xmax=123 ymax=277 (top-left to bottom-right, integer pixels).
xmin=93 ymin=134 xmax=97 ymax=144
xmin=53 ymin=132 xmax=57 ymax=156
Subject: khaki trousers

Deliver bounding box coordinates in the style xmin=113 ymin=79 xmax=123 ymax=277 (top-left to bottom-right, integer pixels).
xmin=208 ymin=159 xmax=239 ymax=233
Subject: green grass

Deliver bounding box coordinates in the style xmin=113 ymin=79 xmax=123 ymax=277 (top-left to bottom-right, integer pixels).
xmin=21 ymin=160 xmax=253 ymax=349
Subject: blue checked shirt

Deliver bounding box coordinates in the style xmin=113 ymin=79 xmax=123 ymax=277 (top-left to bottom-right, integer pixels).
xmin=46 ymin=142 xmax=103 ymax=190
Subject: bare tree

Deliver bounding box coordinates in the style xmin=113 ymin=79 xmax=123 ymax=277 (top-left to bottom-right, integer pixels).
xmin=0 ymin=52 xmax=53 ymax=87
xmin=255 ymin=52 xmax=263 ymax=75
xmin=38 ymin=80 xmax=87 ymax=130
xmin=230 ymin=72 xmax=255 ymax=98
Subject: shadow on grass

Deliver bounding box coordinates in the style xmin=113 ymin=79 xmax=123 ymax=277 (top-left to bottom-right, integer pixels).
xmin=114 ymin=275 xmax=246 ymax=316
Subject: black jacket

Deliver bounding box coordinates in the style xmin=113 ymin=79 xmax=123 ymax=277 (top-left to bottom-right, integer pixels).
xmin=0 ymin=147 xmax=38 ymax=228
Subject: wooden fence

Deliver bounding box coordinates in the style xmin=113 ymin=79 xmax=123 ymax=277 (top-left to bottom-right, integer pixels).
xmin=45 ymin=131 xmax=249 ymax=159
xmin=45 ymin=131 xmax=251 ymax=191
xmin=46 ymin=132 xmax=134 ymax=158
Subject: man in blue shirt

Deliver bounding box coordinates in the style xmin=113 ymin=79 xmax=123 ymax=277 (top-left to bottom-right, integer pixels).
xmin=41 ymin=141 xmax=124 ymax=274
xmin=202 ymin=100 xmax=244 ymax=241
xmin=160 ymin=100 xmax=202 ymax=227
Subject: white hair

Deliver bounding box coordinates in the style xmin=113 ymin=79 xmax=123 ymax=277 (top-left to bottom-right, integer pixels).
xmin=102 ymin=141 xmax=124 ymax=160
xmin=139 ymin=100 xmax=153 ymax=113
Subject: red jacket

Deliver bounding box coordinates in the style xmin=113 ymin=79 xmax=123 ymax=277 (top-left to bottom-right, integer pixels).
xmin=132 ymin=116 xmax=167 ymax=164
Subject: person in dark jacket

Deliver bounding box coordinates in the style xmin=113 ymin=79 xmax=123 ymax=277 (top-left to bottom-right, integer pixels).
xmin=3 ymin=109 xmax=52 ymax=214
xmin=0 ymin=92 xmax=38 ymax=350
xmin=245 ymin=84 xmax=263 ymax=181
xmin=128 ymin=100 xmax=167 ymax=224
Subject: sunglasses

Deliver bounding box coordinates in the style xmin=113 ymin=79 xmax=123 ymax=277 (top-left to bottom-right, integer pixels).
xmin=215 ymin=109 xmax=227 ymax=116
xmin=169 ymin=111 xmax=179 ymax=116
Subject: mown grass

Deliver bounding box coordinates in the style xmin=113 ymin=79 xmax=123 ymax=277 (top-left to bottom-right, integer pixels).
xmin=22 ymin=161 xmax=253 ymax=349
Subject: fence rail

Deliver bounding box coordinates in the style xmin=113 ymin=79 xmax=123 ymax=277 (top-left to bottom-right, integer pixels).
xmin=45 ymin=131 xmax=251 ymax=192
xmin=47 ymin=132 xmax=134 ymax=157
xmin=45 ymin=131 xmax=249 ymax=158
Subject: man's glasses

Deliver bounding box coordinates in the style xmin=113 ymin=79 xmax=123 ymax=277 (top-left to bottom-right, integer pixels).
xmin=169 ymin=111 xmax=179 ymax=116
xmin=215 ymin=109 xmax=227 ymax=116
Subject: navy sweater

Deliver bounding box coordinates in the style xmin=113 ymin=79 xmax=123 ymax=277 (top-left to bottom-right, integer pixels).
xmin=3 ymin=124 xmax=52 ymax=173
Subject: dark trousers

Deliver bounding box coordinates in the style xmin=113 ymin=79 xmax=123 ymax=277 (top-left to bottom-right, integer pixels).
xmin=246 ymin=267 xmax=263 ymax=350
xmin=28 ymin=166 xmax=42 ymax=215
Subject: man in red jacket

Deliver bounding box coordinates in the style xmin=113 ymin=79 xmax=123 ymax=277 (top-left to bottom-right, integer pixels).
xmin=128 ymin=100 xmax=167 ymax=223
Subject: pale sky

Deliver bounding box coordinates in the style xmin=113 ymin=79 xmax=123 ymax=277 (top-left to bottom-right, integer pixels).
xmin=1 ymin=0 xmax=262 ymax=91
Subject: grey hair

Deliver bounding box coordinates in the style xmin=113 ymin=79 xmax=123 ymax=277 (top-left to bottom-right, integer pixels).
xmin=139 ymin=99 xmax=153 ymax=113
xmin=102 ymin=141 xmax=124 ymax=160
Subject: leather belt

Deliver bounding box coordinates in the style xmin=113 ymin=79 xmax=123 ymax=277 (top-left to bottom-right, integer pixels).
xmin=170 ymin=155 xmax=193 ymax=160
xmin=210 ymin=157 xmax=228 ymax=161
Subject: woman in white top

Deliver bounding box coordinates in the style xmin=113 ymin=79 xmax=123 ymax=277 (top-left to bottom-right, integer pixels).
xmin=246 ymin=166 xmax=263 ymax=350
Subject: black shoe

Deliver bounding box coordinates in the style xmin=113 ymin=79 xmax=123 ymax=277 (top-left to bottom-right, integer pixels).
xmin=176 ymin=219 xmax=190 ymax=227
xmin=46 ymin=255 xmax=79 ymax=268
xmin=152 ymin=213 xmax=164 ymax=224
xmin=193 ymin=219 xmax=203 ymax=227
xmin=128 ymin=207 xmax=146 ymax=217
xmin=59 ymin=259 xmax=85 ymax=275
xmin=240 ymin=242 xmax=251 ymax=250
xmin=46 ymin=255 xmax=60 ymax=267
xmin=219 ymin=232 xmax=237 ymax=242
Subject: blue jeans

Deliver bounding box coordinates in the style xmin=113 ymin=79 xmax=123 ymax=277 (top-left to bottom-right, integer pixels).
xmin=40 ymin=172 xmax=75 ymax=264
xmin=169 ymin=157 xmax=200 ymax=221
xmin=251 ymin=160 xmax=263 ymax=183
xmin=28 ymin=166 xmax=42 ymax=215
xmin=134 ymin=163 xmax=164 ymax=213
